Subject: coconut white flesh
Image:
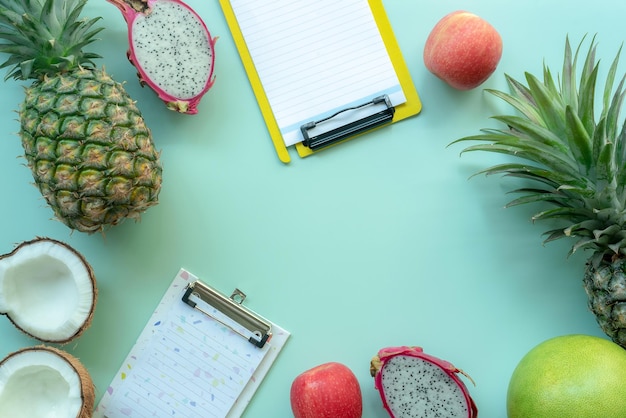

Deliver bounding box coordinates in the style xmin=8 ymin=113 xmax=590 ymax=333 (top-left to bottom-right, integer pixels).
xmin=0 ymin=240 xmax=94 ymax=341
xmin=131 ymin=0 xmax=213 ymax=99
xmin=0 ymin=350 xmax=83 ymax=418
xmin=381 ymin=355 xmax=469 ymax=417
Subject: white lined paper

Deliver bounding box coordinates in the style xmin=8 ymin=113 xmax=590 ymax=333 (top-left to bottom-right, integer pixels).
xmin=230 ymin=0 xmax=406 ymax=146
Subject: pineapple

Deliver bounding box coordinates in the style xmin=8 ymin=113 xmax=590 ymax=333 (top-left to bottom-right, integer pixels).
xmin=0 ymin=0 xmax=162 ymax=233
xmin=452 ymin=36 xmax=626 ymax=347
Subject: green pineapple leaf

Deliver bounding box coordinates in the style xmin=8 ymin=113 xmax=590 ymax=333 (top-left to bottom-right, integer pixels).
xmin=577 ymin=40 xmax=599 ymax=134
xmin=563 ymin=106 xmax=593 ymax=171
xmin=486 ymin=78 xmax=542 ymax=124
xmin=452 ymin=35 xmax=626 ymax=256
xmin=0 ymin=0 xmax=102 ymax=80
xmin=525 ymin=70 xmax=565 ymax=136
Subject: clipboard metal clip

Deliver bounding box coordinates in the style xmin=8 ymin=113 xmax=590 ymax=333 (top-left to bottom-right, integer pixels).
xmin=182 ymin=280 xmax=272 ymax=348
xmin=300 ymin=94 xmax=395 ymax=151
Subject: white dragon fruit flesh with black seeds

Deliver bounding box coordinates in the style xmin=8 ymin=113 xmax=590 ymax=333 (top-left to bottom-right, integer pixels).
xmin=108 ymin=0 xmax=216 ymax=114
xmin=370 ymin=346 xmax=478 ymax=418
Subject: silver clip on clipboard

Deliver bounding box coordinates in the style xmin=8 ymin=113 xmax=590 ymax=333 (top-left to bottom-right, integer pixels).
xmin=182 ymin=280 xmax=272 ymax=348
xmin=300 ymin=94 xmax=395 ymax=151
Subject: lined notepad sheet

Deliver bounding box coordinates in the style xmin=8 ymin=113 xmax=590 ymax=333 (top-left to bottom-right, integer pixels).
xmin=230 ymin=0 xmax=406 ymax=147
xmin=95 ymin=269 xmax=290 ymax=418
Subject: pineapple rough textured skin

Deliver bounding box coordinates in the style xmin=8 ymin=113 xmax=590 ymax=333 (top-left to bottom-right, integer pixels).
xmin=452 ymin=36 xmax=626 ymax=347
xmin=0 ymin=0 xmax=162 ymax=233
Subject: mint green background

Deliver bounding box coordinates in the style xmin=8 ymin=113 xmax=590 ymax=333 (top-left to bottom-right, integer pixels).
xmin=0 ymin=1 xmax=622 ymax=417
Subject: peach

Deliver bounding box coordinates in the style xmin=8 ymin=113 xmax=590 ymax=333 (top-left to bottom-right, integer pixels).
xmin=423 ymin=11 xmax=502 ymax=90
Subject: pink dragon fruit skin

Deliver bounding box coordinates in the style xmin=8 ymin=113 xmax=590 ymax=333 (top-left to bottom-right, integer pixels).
xmin=107 ymin=0 xmax=216 ymax=114
xmin=370 ymin=346 xmax=478 ymax=418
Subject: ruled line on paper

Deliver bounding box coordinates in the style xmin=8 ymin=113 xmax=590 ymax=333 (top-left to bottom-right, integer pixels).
xmin=95 ymin=269 xmax=290 ymax=418
xmin=230 ymin=0 xmax=406 ymax=146
xmin=100 ymin=288 xmax=268 ymax=418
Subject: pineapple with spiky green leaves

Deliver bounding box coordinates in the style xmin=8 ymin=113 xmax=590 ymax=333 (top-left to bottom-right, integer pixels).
xmin=0 ymin=0 xmax=162 ymax=233
xmin=452 ymin=36 xmax=626 ymax=347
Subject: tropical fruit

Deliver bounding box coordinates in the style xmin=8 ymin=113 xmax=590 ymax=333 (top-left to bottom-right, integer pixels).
xmin=507 ymin=334 xmax=626 ymax=417
xmin=0 ymin=237 xmax=97 ymax=343
xmin=107 ymin=0 xmax=217 ymax=114
xmin=0 ymin=346 xmax=95 ymax=418
xmin=370 ymin=346 xmax=477 ymax=417
xmin=0 ymin=0 xmax=163 ymax=233
xmin=452 ymin=36 xmax=626 ymax=347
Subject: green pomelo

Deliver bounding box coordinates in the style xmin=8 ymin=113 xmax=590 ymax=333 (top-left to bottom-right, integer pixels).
xmin=507 ymin=334 xmax=626 ymax=417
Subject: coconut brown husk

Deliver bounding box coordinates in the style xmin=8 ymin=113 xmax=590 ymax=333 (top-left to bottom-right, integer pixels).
xmin=0 ymin=237 xmax=98 ymax=344
xmin=0 ymin=345 xmax=95 ymax=418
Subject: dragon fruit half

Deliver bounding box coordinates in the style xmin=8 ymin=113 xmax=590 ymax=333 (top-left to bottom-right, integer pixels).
xmin=107 ymin=0 xmax=216 ymax=114
xmin=370 ymin=346 xmax=478 ymax=418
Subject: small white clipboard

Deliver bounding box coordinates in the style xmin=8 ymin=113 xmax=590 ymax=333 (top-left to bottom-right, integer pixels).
xmin=94 ymin=268 xmax=290 ymax=418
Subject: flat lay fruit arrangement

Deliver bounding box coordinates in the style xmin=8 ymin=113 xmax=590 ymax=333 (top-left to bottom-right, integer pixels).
xmin=1 ymin=0 xmax=625 ymax=417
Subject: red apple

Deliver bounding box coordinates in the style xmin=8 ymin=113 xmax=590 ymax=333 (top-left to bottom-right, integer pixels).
xmin=290 ymin=362 xmax=362 ymax=418
xmin=423 ymin=10 xmax=502 ymax=90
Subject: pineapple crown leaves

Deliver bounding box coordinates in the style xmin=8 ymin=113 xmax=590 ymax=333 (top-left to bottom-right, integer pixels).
xmin=0 ymin=0 xmax=103 ymax=80
xmin=450 ymin=35 xmax=626 ymax=257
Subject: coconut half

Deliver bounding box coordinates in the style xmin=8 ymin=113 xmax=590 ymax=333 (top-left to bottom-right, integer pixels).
xmin=0 ymin=345 xmax=95 ymax=418
xmin=0 ymin=238 xmax=97 ymax=343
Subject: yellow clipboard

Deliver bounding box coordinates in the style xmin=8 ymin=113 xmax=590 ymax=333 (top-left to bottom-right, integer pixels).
xmin=218 ymin=0 xmax=422 ymax=163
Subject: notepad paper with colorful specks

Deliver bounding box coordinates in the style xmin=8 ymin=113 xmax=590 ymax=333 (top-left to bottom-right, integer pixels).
xmin=94 ymin=268 xmax=290 ymax=418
